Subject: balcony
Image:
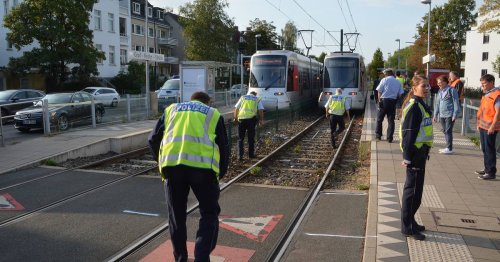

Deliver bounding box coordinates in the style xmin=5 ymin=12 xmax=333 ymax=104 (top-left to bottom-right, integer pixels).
xmin=120 ymin=34 xmax=129 ymax=45
xmin=157 ymin=37 xmax=178 ymax=47
xmin=164 ymin=56 xmax=179 ymax=64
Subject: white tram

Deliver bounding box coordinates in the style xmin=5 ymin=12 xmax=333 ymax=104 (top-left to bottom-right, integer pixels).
xmin=248 ymin=50 xmax=323 ymax=110
xmin=318 ymin=52 xmax=368 ymax=111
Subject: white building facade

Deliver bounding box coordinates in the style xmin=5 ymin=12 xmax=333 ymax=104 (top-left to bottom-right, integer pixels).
xmin=462 ymin=13 xmax=500 ymax=87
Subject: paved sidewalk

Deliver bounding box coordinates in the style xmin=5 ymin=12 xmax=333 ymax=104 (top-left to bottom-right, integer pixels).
xmin=363 ymin=98 xmax=500 ymax=262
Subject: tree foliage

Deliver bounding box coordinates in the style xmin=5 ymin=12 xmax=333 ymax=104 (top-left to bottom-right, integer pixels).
xmin=110 ymin=61 xmax=145 ymax=95
xmin=179 ymin=0 xmax=236 ymax=62
xmin=411 ymin=0 xmax=476 ymax=72
xmin=282 ymin=21 xmax=297 ymax=51
xmin=477 ymin=0 xmax=500 ymax=33
xmin=3 ymin=0 xmax=104 ymax=88
xmin=317 ymin=52 xmax=327 ymax=63
xmin=368 ymin=48 xmax=384 ymax=79
xmin=242 ymin=18 xmax=279 ymax=55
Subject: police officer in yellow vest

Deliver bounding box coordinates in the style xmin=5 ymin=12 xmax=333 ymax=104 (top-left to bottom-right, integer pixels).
xmin=148 ymin=91 xmax=229 ymax=261
xmin=234 ymin=91 xmax=264 ymax=160
xmin=399 ymin=75 xmax=433 ymax=241
xmin=325 ymin=88 xmax=350 ymax=149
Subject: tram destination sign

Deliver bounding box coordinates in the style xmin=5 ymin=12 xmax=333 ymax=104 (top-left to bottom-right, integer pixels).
xmin=129 ymin=51 xmax=165 ymax=62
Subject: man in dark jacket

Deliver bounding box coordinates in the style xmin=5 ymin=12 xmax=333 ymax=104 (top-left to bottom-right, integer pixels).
xmin=149 ymin=91 xmax=230 ymax=262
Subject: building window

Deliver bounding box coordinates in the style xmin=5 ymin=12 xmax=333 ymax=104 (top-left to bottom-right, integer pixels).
xmin=108 ymin=13 xmax=114 ymax=33
xmin=148 ymin=27 xmax=154 ymax=37
xmin=482 ymin=52 xmax=489 ymax=61
xmin=96 ymin=44 xmax=103 ymax=64
xmin=13 ymin=0 xmax=18 ymax=7
xmin=132 ymin=24 xmax=143 ymax=35
xmin=148 ymin=7 xmax=152 ymax=17
xmin=3 ymin=0 xmax=8 ymax=16
xmin=149 ymin=47 xmax=155 ymax=53
xmin=109 ymin=46 xmax=115 ymax=65
xmin=159 ymin=30 xmax=166 ymax=39
xmin=119 ymin=17 xmax=127 ymax=36
xmin=94 ymin=10 xmax=102 ymax=30
xmin=133 ymin=2 xmax=140 ymax=14
xmin=120 ymin=49 xmax=128 ymax=65
xmin=481 ymin=69 xmax=488 ymax=76
xmin=6 ymin=39 xmax=13 ymax=49
xmin=157 ymin=10 xmax=163 ymax=20
xmin=134 ymin=45 xmax=144 ymax=52
xmin=483 ymin=34 xmax=489 ymax=44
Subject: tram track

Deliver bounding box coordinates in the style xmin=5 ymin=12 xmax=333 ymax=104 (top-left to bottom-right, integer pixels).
xmin=0 ymin=147 xmax=157 ymax=227
xmin=108 ymin=115 xmax=357 ymax=261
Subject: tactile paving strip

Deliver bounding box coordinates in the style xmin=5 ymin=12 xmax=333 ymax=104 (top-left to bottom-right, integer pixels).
xmin=397 ymin=183 xmax=445 ymax=209
xmin=408 ymin=231 xmax=473 ymax=262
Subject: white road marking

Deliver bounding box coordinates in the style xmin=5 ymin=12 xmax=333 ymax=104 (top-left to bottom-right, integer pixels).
xmin=123 ymin=210 xmax=160 ymax=217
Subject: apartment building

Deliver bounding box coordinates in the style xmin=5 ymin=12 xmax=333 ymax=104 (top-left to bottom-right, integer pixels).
xmin=130 ymin=0 xmax=178 ymax=84
xmin=462 ymin=12 xmax=500 ymax=87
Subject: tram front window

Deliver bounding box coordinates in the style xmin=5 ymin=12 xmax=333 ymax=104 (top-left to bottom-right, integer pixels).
xmin=250 ymin=55 xmax=286 ymax=89
xmin=324 ymin=57 xmax=359 ymax=89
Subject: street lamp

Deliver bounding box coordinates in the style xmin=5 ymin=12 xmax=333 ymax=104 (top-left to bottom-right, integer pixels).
xmin=255 ymin=34 xmax=262 ymax=52
xmin=421 ymin=0 xmax=431 ymax=80
xmin=395 ymin=39 xmax=401 ymax=71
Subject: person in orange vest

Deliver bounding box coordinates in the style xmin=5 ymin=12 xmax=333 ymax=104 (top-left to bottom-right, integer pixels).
xmin=449 ymin=71 xmax=464 ymax=104
xmin=476 ymin=74 xmax=500 ymax=180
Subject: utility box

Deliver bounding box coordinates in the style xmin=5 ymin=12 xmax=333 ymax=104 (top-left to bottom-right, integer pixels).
xmin=180 ymin=63 xmax=216 ymax=102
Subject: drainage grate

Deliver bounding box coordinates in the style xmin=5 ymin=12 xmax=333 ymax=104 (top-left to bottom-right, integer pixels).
xmin=461 ymin=218 xmax=476 ymax=224
xmin=433 ymin=211 xmax=500 ymax=232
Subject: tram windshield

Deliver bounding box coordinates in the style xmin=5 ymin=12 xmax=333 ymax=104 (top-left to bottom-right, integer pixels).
xmin=324 ymin=57 xmax=359 ymax=89
xmin=250 ymin=55 xmax=287 ymax=89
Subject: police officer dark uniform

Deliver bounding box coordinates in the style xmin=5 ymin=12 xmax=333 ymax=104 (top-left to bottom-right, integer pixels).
xmin=325 ymin=88 xmax=351 ymax=148
xmin=234 ymin=91 xmax=264 ymax=160
xmin=399 ymin=75 xmax=433 ymax=241
xmin=148 ymin=91 xmax=230 ymax=261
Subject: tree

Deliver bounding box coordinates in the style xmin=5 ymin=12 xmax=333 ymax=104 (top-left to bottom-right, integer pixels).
xmin=4 ymin=0 xmax=104 ymax=89
xmin=477 ymin=0 xmax=500 ymax=33
xmin=110 ymin=61 xmax=145 ymax=94
xmin=179 ymin=0 xmax=236 ymax=62
xmin=368 ymin=48 xmax=384 ymax=79
xmin=317 ymin=52 xmax=327 ymax=63
xmin=413 ymin=0 xmax=475 ymax=72
xmin=493 ymin=55 xmax=500 ymax=75
xmin=282 ymin=21 xmax=297 ymax=51
xmin=243 ymin=18 xmax=279 ymax=54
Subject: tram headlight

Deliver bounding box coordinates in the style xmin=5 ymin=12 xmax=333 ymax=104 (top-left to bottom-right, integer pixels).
xmin=274 ymin=92 xmax=285 ymax=96
xmin=323 ymin=92 xmax=333 ymax=95
xmin=349 ymin=92 xmax=357 ymax=96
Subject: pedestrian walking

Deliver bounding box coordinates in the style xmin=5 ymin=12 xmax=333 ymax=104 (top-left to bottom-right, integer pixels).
xmin=234 ymin=91 xmax=264 ymax=160
xmin=376 ymin=68 xmax=404 ymax=143
xmin=148 ymin=91 xmax=230 ymax=261
xmin=433 ymin=75 xmax=459 ymax=154
xmin=475 ymin=74 xmax=500 ymax=180
xmin=400 ymin=75 xmax=433 ymax=241
xmin=325 ymin=88 xmax=351 ymax=148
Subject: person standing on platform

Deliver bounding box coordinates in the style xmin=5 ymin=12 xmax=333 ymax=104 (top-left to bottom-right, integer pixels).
xmin=372 ymin=74 xmax=381 ymax=101
xmin=449 ymin=71 xmax=464 ymax=105
xmin=396 ymin=71 xmax=406 ymax=119
xmin=376 ymin=68 xmax=404 ymax=143
xmin=148 ymin=91 xmax=230 ymax=261
xmin=325 ymin=88 xmax=351 ymax=149
xmin=399 ymin=75 xmax=433 ymax=241
xmin=234 ymin=91 xmax=264 ymax=160
xmin=476 ymin=74 xmax=500 ymax=180
xmin=433 ymin=75 xmax=459 ymax=155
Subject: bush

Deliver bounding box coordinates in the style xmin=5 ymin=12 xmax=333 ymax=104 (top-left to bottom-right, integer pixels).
xmin=464 ymin=87 xmax=482 ymax=99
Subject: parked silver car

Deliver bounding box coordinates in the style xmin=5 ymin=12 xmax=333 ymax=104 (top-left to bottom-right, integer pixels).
xmin=157 ymin=79 xmax=180 ymax=111
xmin=82 ymin=87 xmax=120 ymax=107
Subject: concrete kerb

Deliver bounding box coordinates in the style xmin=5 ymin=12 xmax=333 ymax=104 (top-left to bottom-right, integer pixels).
xmin=0 ymin=129 xmax=151 ymax=176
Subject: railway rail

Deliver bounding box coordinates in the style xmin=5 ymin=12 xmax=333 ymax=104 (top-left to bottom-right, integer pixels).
xmin=108 ymin=115 xmax=356 ymax=261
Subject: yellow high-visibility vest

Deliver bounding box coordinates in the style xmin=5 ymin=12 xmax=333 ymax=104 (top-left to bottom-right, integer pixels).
xmin=327 ymin=95 xmax=346 ymax=115
xmin=237 ymin=95 xmax=260 ymax=119
xmin=158 ymin=101 xmax=221 ymax=180
xmin=399 ymin=98 xmax=433 ymax=151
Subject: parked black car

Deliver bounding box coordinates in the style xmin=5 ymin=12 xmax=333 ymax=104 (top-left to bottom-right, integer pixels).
xmin=0 ymin=89 xmax=45 ymax=123
xmin=14 ymin=92 xmax=105 ymax=132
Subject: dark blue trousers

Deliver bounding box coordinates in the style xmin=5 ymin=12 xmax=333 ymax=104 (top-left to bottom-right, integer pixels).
xmin=440 ymin=117 xmax=454 ymax=151
xmin=479 ymin=129 xmax=498 ymax=177
xmin=376 ymin=98 xmax=397 ymax=141
xmin=401 ymin=146 xmax=429 ymax=235
xmin=238 ymin=117 xmax=257 ymax=158
xmin=163 ymin=165 xmax=220 ymax=262
xmin=329 ymin=114 xmax=345 ymax=147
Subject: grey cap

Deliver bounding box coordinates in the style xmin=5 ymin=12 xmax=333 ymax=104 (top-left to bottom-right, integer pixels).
xmin=383 ymin=68 xmax=393 ymax=74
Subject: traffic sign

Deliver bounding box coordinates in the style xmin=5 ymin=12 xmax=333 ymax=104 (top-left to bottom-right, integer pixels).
xmin=219 ymin=214 xmax=284 ymax=242
xmin=140 ymin=240 xmax=255 ymax=262
xmin=0 ymin=193 xmax=24 ymax=211
xmin=129 ymin=51 xmax=165 ymax=62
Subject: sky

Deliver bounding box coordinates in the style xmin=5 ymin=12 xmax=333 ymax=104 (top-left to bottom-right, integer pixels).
xmin=149 ymin=0 xmax=484 ymax=64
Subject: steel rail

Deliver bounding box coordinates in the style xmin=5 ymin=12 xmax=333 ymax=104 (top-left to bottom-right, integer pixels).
xmin=106 ymin=116 xmax=326 ymax=261
xmin=266 ymin=115 xmax=357 ymax=262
